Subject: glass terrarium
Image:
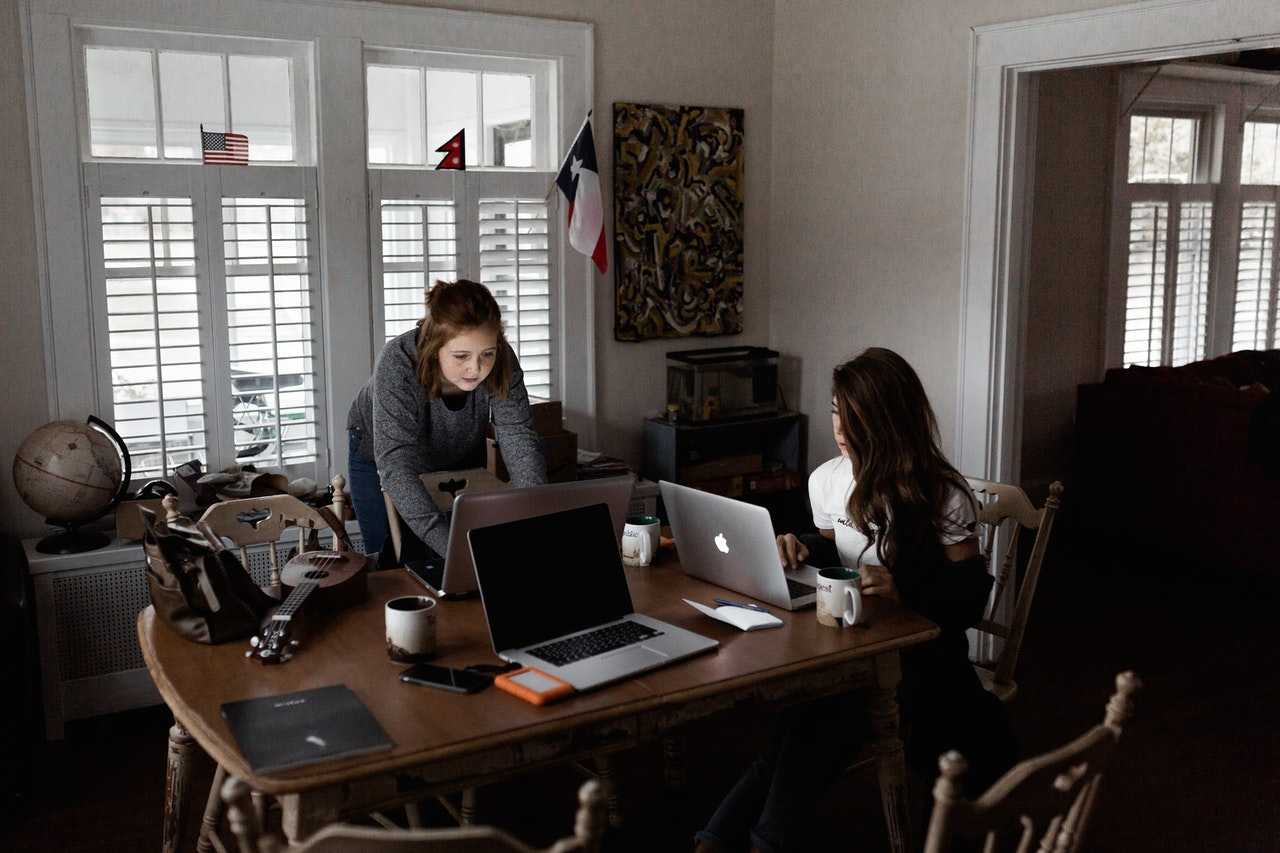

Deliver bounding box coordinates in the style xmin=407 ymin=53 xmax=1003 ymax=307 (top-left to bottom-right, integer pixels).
xmin=666 ymin=347 xmax=780 ymax=422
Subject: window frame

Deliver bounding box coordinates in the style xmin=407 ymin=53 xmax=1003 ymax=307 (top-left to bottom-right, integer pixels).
xmin=23 ymin=0 xmax=596 ymax=486
xmin=364 ymin=46 xmax=556 ymax=170
xmin=1103 ymin=69 xmax=1280 ymax=368
xmin=73 ymin=27 xmax=315 ymax=166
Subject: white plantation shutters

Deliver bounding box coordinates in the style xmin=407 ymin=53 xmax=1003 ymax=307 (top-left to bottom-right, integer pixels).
xmin=1233 ymin=199 xmax=1280 ymax=351
xmin=1171 ymin=201 xmax=1212 ymax=366
xmin=84 ymin=164 xmax=325 ymax=481
xmin=221 ymin=195 xmax=319 ymax=467
xmin=369 ymin=170 xmax=557 ymax=399
xmin=479 ymin=196 xmax=552 ymax=399
xmin=1118 ymin=189 xmax=1214 ymax=367
xmin=1123 ymin=202 xmax=1167 ymax=368
xmin=95 ymin=194 xmax=206 ymax=478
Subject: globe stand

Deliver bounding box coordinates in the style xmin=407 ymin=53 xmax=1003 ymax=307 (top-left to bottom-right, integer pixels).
xmin=36 ymin=523 xmax=112 ymax=555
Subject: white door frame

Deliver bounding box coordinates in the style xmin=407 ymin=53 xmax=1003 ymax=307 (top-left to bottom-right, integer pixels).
xmin=957 ymin=0 xmax=1280 ymax=484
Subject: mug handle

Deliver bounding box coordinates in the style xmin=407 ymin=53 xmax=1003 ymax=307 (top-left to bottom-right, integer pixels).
xmin=841 ymin=586 xmax=862 ymax=627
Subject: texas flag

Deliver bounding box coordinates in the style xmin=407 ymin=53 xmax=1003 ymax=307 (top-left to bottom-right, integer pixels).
xmin=555 ymin=114 xmax=607 ymax=274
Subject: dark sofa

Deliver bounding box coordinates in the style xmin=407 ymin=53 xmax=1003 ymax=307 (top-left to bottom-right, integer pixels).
xmin=1073 ymin=350 xmax=1280 ymax=575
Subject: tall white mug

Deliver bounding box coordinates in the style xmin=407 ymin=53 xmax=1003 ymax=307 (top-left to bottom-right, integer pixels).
xmin=815 ymin=567 xmax=864 ymax=628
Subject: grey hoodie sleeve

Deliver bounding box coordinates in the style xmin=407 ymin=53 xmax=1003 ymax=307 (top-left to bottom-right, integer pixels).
xmin=492 ymin=355 xmax=547 ymax=487
xmin=371 ymin=344 xmax=450 ymax=556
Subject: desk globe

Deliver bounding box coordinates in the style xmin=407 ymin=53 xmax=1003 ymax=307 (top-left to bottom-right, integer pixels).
xmin=12 ymin=416 xmax=131 ymax=553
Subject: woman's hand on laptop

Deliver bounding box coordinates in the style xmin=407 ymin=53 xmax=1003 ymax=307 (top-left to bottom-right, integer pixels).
xmin=776 ymin=534 xmax=809 ymax=569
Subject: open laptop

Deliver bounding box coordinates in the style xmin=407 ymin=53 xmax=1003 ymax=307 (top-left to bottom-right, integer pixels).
xmin=408 ymin=475 xmax=635 ymax=598
xmin=660 ymin=480 xmax=820 ymax=610
xmin=468 ymin=503 xmax=718 ymax=691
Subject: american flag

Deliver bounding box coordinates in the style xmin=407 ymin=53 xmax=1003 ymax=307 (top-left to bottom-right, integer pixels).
xmin=201 ymin=126 xmax=249 ymax=165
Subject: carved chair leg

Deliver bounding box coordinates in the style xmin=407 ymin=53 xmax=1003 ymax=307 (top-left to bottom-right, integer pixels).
xmin=196 ymin=764 xmax=229 ymax=853
xmin=460 ymin=787 xmax=478 ymax=825
xmin=222 ymin=776 xmax=263 ymax=853
xmin=869 ymin=654 xmax=910 ymax=853
xmin=404 ymin=800 xmax=422 ymax=829
xmin=662 ymin=734 xmax=687 ymax=792
xmin=592 ymin=753 xmax=623 ymax=828
xmin=163 ymin=720 xmax=196 ymax=853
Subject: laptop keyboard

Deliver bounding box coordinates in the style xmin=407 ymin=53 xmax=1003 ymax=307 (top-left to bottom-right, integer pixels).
xmin=528 ymin=621 xmax=663 ymax=668
xmin=787 ymin=577 xmax=816 ymax=599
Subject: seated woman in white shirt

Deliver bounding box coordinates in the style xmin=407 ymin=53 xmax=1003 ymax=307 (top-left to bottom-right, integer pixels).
xmin=695 ymin=347 xmax=1015 ymax=853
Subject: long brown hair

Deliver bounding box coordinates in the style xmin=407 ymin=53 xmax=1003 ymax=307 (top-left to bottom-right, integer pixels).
xmin=414 ymin=279 xmax=511 ymax=399
xmin=832 ymin=348 xmax=972 ymax=574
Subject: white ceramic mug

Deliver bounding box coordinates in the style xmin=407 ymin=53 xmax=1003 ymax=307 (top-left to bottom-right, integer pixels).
xmin=385 ymin=595 xmax=438 ymax=662
xmin=815 ymin=567 xmax=864 ymax=628
xmin=621 ymin=515 xmax=661 ymax=567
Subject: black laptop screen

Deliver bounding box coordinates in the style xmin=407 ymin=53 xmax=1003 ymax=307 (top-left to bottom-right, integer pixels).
xmin=467 ymin=503 xmax=635 ymax=652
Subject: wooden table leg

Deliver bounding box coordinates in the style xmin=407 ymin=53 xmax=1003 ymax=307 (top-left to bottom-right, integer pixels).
xmin=869 ymin=652 xmax=909 ymax=853
xmin=195 ymin=764 xmax=227 ymax=853
xmin=662 ymin=734 xmax=687 ymax=792
xmin=163 ymin=719 xmax=196 ymax=853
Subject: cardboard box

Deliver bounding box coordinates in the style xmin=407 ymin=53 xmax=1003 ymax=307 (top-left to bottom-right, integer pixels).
xmin=487 ymin=398 xmax=563 ymax=439
xmin=115 ymin=498 xmax=166 ymax=541
xmin=488 ymin=430 xmax=577 ymax=483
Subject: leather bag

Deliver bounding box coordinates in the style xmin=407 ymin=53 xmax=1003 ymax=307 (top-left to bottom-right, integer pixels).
xmin=141 ymin=509 xmax=277 ymax=644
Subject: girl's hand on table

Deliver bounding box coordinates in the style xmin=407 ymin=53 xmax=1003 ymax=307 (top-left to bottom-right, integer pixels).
xmin=859 ymin=563 xmax=899 ymax=603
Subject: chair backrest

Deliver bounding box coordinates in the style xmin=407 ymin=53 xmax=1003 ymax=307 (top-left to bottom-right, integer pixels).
xmin=923 ymin=670 xmax=1141 ymax=853
xmin=196 ymin=475 xmax=352 ymax=590
xmin=964 ymin=478 xmax=1064 ymax=689
xmin=221 ymin=775 xmax=607 ymax=853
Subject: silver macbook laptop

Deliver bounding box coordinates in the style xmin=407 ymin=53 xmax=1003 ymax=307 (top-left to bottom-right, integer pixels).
xmin=468 ymin=503 xmax=718 ymax=691
xmin=412 ymin=476 xmax=635 ymax=598
xmin=660 ymin=480 xmax=820 ymax=610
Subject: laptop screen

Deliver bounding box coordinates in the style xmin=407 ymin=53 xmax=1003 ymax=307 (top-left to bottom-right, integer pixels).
xmin=468 ymin=503 xmax=635 ymax=652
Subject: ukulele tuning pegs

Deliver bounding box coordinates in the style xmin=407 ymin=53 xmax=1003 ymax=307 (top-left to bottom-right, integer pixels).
xmin=244 ymin=650 xmax=254 ymax=658
xmin=289 ymin=640 xmax=300 ymax=648
xmin=249 ymin=636 xmax=261 ymax=648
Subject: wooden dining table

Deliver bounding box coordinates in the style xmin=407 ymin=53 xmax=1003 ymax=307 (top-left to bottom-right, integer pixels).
xmin=138 ymin=554 xmax=939 ymax=853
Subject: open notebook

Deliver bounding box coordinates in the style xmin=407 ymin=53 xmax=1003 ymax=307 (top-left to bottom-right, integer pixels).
xmin=684 ymin=599 xmax=783 ymax=631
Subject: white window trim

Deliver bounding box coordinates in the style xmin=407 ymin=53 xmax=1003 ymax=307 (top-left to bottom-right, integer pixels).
xmin=73 ymin=27 xmax=316 ymax=166
xmin=365 ymin=46 xmax=555 ymax=170
xmin=22 ymin=0 xmax=596 ymax=487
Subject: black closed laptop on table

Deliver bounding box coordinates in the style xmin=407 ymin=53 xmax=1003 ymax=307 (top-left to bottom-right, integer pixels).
xmin=467 ymin=503 xmax=718 ymax=691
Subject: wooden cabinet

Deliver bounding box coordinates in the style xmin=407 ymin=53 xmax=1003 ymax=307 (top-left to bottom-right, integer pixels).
xmin=642 ymin=411 xmax=806 ymax=501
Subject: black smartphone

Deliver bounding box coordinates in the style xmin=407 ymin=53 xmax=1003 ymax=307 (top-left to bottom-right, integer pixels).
xmin=399 ymin=663 xmax=492 ymax=694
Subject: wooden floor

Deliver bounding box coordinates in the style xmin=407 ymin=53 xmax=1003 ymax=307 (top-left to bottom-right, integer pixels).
xmin=4 ymin=534 xmax=1278 ymax=852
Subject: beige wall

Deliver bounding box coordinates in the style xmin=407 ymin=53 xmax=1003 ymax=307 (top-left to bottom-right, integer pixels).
xmin=0 ymin=0 xmax=774 ymax=538
xmin=353 ymin=0 xmax=778 ymax=464
xmin=768 ymin=0 xmax=1120 ymax=469
xmin=0 ymin=0 xmax=52 ymax=538
xmin=1020 ymin=67 xmax=1117 ymax=493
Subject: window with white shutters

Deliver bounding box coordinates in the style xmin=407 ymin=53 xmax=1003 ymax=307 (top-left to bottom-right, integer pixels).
xmin=1233 ymin=201 xmax=1278 ymax=351
xmin=1171 ymin=201 xmax=1212 ymax=366
xmin=1122 ymin=202 xmax=1168 ymax=367
xmin=378 ymin=200 xmax=458 ymax=341
xmin=99 ymin=196 xmax=206 ymax=478
xmin=479 ymin=197 xmax=552 ymax=399
xmin=222 ymin=197 xmax=319 ymax=467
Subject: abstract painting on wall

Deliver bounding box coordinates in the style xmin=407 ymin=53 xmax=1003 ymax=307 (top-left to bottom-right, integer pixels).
xmin=613 ymin=102 xmax=745 ymax=341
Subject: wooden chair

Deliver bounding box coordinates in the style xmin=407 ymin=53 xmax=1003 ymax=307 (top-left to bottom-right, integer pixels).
xmin=178 ymin=479 xmax=354 ymax=853
xmin=964 ymin=478 xmax=1064 ymax=702
xmin=923 ymin=670 xmax=1141 ymax=853
xmin=221 ymin=775 xmax=607 ymax=853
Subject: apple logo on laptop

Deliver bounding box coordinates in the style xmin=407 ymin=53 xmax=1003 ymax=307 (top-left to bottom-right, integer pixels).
xmin=714 ymin=532 xmax=730 ymax=554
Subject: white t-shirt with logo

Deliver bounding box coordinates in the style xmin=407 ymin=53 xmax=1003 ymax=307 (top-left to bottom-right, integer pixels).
xmin=808 ymin=456 xmax=978 ymax=568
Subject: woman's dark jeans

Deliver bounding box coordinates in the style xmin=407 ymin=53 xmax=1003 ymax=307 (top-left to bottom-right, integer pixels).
xmin=696 ymin=693 xmax=869 ymax=853
xmin=347 ymin=429 xmax=389 ymax=557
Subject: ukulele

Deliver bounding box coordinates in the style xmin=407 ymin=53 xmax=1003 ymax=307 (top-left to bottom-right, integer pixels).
xmin=245 ymin=549 xmax=368 ymax=664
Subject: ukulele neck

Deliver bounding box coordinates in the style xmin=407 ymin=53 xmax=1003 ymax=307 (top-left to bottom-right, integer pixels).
xmin=271 ymin=580 xmax=319 ymax=622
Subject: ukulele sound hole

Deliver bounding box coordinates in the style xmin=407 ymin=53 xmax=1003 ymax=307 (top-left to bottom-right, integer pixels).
xmin=302 ymin=569 xmax=331 ymax=580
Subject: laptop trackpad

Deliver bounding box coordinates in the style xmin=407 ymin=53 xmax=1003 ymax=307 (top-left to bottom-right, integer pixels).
xmin=603 ymin=645 xmax=668 ymax=669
